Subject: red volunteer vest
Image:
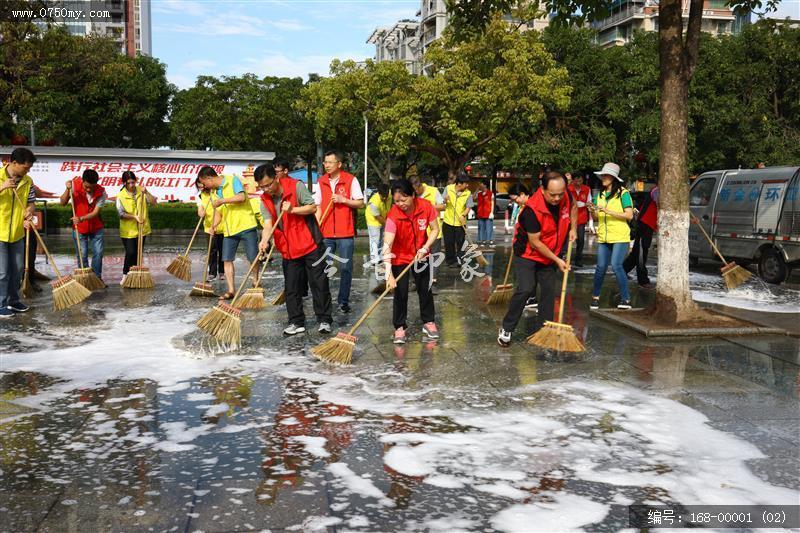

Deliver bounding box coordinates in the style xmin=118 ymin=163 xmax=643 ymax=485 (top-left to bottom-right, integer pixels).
xmin=72 ymin=177 xmax=105 ymax=234
xmin=518 ymin=189 xmax=571 ymax=265
xmin=568 ymin=183 xmax=590 ymax=225
xmin=638 ymin=189 xmax=658 ymax=232
xmin=386 ymin=198 xmax=436 ymax=265
xmin=260 ymin=177 xmax=320 ymax=260
xmin=476 ymin=190 xmax=493 ymax=219
xmin=318 ymin=171 xmax=356 ymax=238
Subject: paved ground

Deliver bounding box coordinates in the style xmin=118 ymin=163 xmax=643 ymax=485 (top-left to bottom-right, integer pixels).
xmin=1 ymin=230 xmax=798 ymax=532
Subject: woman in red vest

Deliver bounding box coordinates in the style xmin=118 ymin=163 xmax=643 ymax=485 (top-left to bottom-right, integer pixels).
xmin=256 ymin=163 xmax=333 ymax=336
xmin=623 ymin=181 xmax=659 ymax=287
xmin=474 ymin=179 xmax=494 ymax=245
xmin=384 ymin=179 xmax=441 ymax=345
xmin=566 ymin=172 xmax=591 ymax=267
xmin=498 ymin=172 xmax=577 ymax=347
xmin=59 ymin=169 xmax=107 ymax=282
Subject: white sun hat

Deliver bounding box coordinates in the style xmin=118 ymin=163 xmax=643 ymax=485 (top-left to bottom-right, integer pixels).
xmin=594 ymin=162 xmax=622 ymax=182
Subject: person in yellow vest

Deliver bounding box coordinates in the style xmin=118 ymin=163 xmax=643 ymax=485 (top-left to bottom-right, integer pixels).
xmin=197 ymin=166 xmax=259 ymax=301
xmin=588 ymin=162 xmax=634 ymax=310
xmin=410 ymin=175 xmax=445 ymax=284
xmin=116 ymin=171 xmax=156 ymax=286
xmin=442 ymin=173 xmax=471 ymax=267
xmin=195 ymin=178 xmax=224 ymax=281
xmin=365 ymin=182 xmax=392 ymax=279
xmin=0 ymin=148 xmax=37 ymax=317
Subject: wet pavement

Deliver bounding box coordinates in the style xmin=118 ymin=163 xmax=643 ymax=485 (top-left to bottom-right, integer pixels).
xmin=1 ymin=230 xmax=799 ymax=532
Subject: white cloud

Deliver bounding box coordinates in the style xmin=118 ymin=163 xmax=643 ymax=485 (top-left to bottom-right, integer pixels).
xmin=235 ymin=51 xmax=371 ymax=79
xmin=152 ymin=0 xmax=208 ymax=17
xmin=269 ymin=19 xmax=312 ymax=31
xmin=168 ymin=73 xmax=199 ymax=89
xmin=181 ymin=59 xmax=216 ymax=71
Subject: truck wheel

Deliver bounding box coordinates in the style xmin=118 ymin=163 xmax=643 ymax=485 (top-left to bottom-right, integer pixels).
xmin=758 ymin=248 xmax=788 ymax=285
xmin=689 ymin=255 xmax=699 ymax=267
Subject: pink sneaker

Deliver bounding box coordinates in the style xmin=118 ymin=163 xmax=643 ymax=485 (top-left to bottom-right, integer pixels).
xmin=422 ymin=322 xmax=439 ymax=339
xmin=393 ymin=327 xmax=406 ymax=344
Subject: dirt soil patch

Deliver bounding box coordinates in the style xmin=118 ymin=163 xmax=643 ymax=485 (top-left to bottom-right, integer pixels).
xmin=617 ymin=308 xmax=757 ymax=331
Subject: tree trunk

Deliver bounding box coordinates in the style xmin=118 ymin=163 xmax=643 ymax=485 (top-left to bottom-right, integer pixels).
xmin=652 ymin=0 xmax=702 ymax=325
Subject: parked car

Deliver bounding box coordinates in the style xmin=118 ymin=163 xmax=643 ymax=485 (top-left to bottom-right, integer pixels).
xmin=494 ymin=193 xmax=511 ymax=216
xmin=689 ymin=166 xmax=800 ymax=284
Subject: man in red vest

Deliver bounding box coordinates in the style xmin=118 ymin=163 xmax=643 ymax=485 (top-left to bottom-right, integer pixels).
xmin=59 ymin=169 xmax=107 ymax=282
xmin=313 ymin=150 xmax=365 ymax=314
xmin=566 ymin=172 xmax=591 ymax=267
xmin=623 ymin=182 xmax=659 ymax=287
xmin=256 ymin=163 xmax=332 ymax=336
xmin=474 ymin=179 xmax=494 ymax=245
xmin=498 ymin=171 xmax=577 ymax=347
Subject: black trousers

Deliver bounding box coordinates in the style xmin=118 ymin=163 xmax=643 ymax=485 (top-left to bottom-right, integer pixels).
xmin=121 ymin=236 xmax=146 ymax=275
xmin=283 ymin=245 xmax=332 ymax=326
xmin=623 ymin=223 xmax=654 ymax=285
xmin=502 ymin=256 xmax=557 ymax=334
xmin=208 ymin=233 xmax=224 ymax=276
xmin=560 ymin=224 xmax=586 ymax=263
xmin=392 ymin=262 xmax=435 ymax=330
xmin=442 ymin=223 xmax=465 ymax=266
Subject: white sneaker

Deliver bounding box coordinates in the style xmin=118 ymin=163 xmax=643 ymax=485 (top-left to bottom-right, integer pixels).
xmin=120 ymin=274 xmax=127 ymax=286
xmin=498 ymin=328 xmax=512 ymax=347
xmin=283 ymin=324 xmax=306 ymax=336
xmin=318 ymin=322 xmax=332 ymax=334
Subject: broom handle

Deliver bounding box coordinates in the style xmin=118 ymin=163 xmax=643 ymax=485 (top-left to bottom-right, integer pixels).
xmin=184 ymin=196 xmax=211 ymax=257
xmin=690 ymin=213 xmax=728 ymax=263
xmin=201 ymin=228 xmax=214 ymax=284
xmin=23 ymin=226 xmax=30 ymax=288
xmin=69 ymin=187 xmax=86 ymax=269
xmin=347 ymin=260 xmax=416 ymax=335
xmin=254 ymin=243 xmax=275 ymax=288
xmin=320 ymin=197 xmax=334 ymax=226
xmin=11 ymin=188 xmax=63 ymax=278
xmin=136 ymin=189 xmax=144 ymax=267
xmin=499 ymin=209 xmax=521 ymax=285
xmin=231 ymin=209 xmax=285 ymax=305
xmin=556 ymin=240 xmax=573 ymax=324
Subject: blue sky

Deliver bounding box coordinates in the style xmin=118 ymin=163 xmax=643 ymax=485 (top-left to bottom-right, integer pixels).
xmin=152 ymin=0 xmax=420 ymax=88
xmin=152 ymin=0 xmax=800 ymax=89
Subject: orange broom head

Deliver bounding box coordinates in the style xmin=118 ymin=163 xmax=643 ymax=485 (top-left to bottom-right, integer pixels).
xmin=238 ymin=287 xmax=266 ymax=309
xmin=123 ymin=266 xmax=155 ymax=289
xmin=190 ymin=282 xmax=216 ymax=297
xmin=721 ymin=262 xmax=752 ymax=289
xmin=166 ymin=255 xmax=192 ymax=282
xmin=311 ymin=332 xmax=357 ymax=365
xmin=486 ymin=284 xmax=513 ymax=305
xmin=73 ymin=267 xmax=105 ymax=290
xmin=527 ymin=321 xmax=584 ymax=353
xmin=475 ymin=253 xmax=489 ymax=267
xmin=50 ymin=275 xmax=91 ymax=311
xmin=271 ymin=290 xmax=286 ymax=306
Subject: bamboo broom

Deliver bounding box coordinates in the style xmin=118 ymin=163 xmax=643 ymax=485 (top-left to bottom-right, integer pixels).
xmin=238 ymin=244 xmax=276 ymax=309
xmin=311 ymin=261 xmax=416 ymax=365
xmin=11 ymin=189 xmax=90 ymax=311
xmin=69 ymin=188 xmax=105 ymax=290
xmin=690 ymin=213 xmax=752 ymax=289
xmin=167 ymin=197 xmax=211 ymax=282
xmin=190 ymin=228 xmax=217 ymax=297
xmin=197 ymin=210 xmax=285 ymax=348
xmin=486 ymin=250 xmax=514 ymax=305
xmin=527 ymin=241 xmax=584 ymax=353
xmin=123 ymin=189 xmax=154 ymax=289
xmin=271 ymin=197 xmax=334 ymax=305
xmin=21 ymin=227 xmax=32 ymax=299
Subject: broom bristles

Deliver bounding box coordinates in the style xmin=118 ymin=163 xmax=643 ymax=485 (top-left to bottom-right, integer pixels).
xmin=190 ymin=282 xmax=216 ymax=297
xmin=721 ymin=262 xmax=752 ymax=289
xmin=51 ymin=275 xmax=91 ymax=311
xmin=371 ymin=282 xmax=387 ymax=295
xmin=197 ymin=302 xmax=241 ymax=348
xmin=123 ymin=267 xmax=155 ymax=289
xmin=486 ymin=285 xmax=513 ymax=306
xmin=73 ymin=267 xmax=105 ymax=290
xmin=166 ymin=255 xmax=192 ymax=282
xmin=475 ymin=253 xmax=489 ymax=267
xmin=238 ymin=288 xmax=266 ymax=309
xmin=271 ymin=290 xmax=285 ymax=306
xmin=311 ymin=332 xmax=356 ymax=365
xmin=527 ymin=321 xmax=584 ymax=353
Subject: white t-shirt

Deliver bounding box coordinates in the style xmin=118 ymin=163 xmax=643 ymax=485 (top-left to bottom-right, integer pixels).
xmin=313 ymin=175 xmax=364 ymax=205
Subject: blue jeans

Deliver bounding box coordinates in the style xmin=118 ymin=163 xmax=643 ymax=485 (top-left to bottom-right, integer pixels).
xmin=73 ymin=229 xmax=104 ymax=278
xmin=221 ymin=228 xmax=259 ymax=263
xmin=0 ymin=238 xmax=25 ymax=307
xmin=324 ymin=237 xmax=354 ymax=306
xmin=593 ymin=242 xmax=630 ymax=302
xmin=477 ymin=218 xmax=493 ymax=242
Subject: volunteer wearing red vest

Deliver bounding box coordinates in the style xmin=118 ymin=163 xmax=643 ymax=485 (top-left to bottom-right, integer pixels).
xmin=255 ymin=163 xmax=333 ymax=336
xmin=59 ymin=169 xmax=107 ymax=281
xmin=623 ymin=182 xmax=659 ymax=287
xmin=313 ymin=151 xmax=365 ymax=314
xmin=498 ymin=172 xmax=577 ymax=347
xmin=474 ymin=179 xmax=494 ymax=245
xmin=567 ymin=172 xmax=591 ymax=267
xmin=384 ymin=179 xmax=441 ymax=345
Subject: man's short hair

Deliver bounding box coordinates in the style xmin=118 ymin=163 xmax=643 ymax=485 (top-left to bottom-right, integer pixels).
xmin=324 ymin=150 xmax=342 ymax=162
xmin=197 ymin=166 xmax=218 ymax=179
xmin=542 ymin=171 xmax=567 ymax=190
xmin=508 ymin=183 xmax=530 ymax=197
xmin=390 ymin=178 xmax=415 ymax=197
xmin=10 ymin=147 xmax=36 ymax=165
xmin=273 ymin=157 xmax=291 ymax=170
xmin=254 ymin=163 xmax=276 ymax=181
xmin=376 ymin=182 xmax=389 ymax=196
xmin=455 ymin=172 xmax=470 ymax=184
xmin=82 ymin=169 xmax=99 ymax=184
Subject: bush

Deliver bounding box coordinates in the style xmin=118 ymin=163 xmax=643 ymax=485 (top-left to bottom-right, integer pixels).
xmin=44 ymin=203 xmax=369 ymax=231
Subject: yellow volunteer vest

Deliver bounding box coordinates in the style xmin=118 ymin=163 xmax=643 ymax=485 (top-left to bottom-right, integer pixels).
xmin=418 ymin=184 xmax=442 ymax=239
xmin=365 ymin=192 xmax=391 ymax=227
xmin=118 ymin=186 xmax=151 ymax=239
xmin=596 ymin=188 xmax=632 ymax=244
xmin=199 ymin=191 xmax=221 ymax=234
xmin=0 ymin=166 xmax=33 ymax=243
xmin=249 ymin=197 xmax=264 ymax=228
xmin=443 ymin=184 xmax=469 ymax=227
xmin=218 ymin=175 xmax=257 ymax=237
